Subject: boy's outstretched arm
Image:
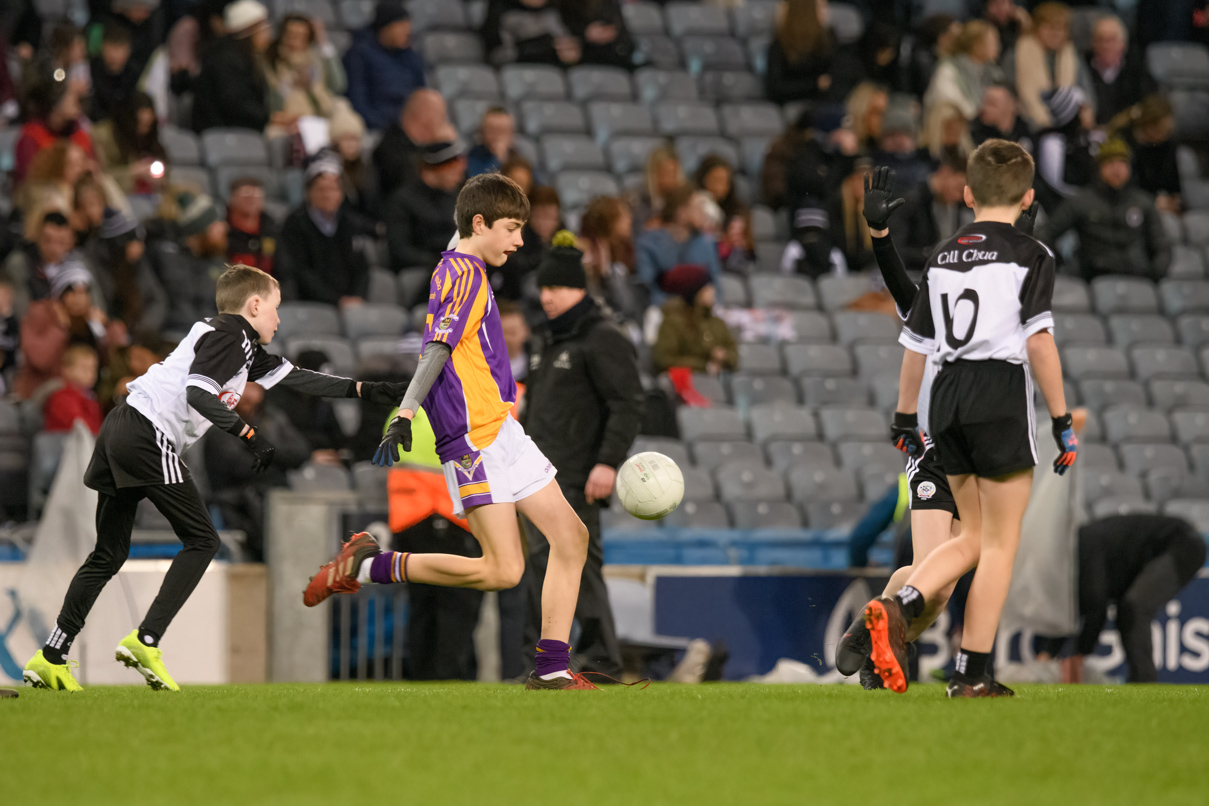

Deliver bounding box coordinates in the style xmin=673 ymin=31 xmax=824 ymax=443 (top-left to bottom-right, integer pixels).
xmin=185 ymin=386 xmax=276 ymax=472
xmin=863 ymin=166 xmax=918 ymax=316
xmin=373 ymin=341 xmax=452 ymax=466
xmin=275 ymin=366 xmax=407 ymax=405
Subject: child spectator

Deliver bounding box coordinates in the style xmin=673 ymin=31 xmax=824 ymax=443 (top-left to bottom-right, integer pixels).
xmin=89 ymin=21 xmax=138 ymax=122
xmin=266 ymin=14 xmax=348 ymax=125
xmin=636 ymin=185 xmax=723 ymax=304
xmin=226 ymin=177 xmax=277 ymax=274
xmin=718 ymin=210 xmax=755 ymax=275
xmin=387 ymin=141 xmax=467 ymax=270
xmin=92 ymin=91 xmax=169 ymax=196
xmin=466 ymin=107 xmax=518 ymax=178
xmin=632 ymin=146 xmax=684 ymax=229
xmin=191 ymin=0 xmax=274 ymax=133
xmin=17 ymin=263 xmax=108 ymax=400
xmin=344 ymin=2 xmax=426 ymax=131
xmin=652 ymin=264 xmax=738 ymax=377
xmin=44 ymin=344 xmax=103 ymax=434
xmin=694 ymin=154 xmax=744 ymax=220
xmin=483 ymin=0 xmax=581 ymax=67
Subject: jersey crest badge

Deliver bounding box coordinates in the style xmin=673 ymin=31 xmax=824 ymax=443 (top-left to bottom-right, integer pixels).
xmin=456 ymin=453 xmax=483 ymax=480
xmin=219 ymin=390 xmax=241 ymax=410
xmin=957 ymin=234 xmax=987 ymax=245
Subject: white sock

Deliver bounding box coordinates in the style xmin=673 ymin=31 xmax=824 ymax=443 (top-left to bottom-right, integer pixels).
xmin=356 ymin=557 xmax=375 ymax=584
xmin=539 ymin=670 xmax=573 ymax=680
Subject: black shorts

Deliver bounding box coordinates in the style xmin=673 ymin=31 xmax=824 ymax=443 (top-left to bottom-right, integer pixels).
xmin=928 ymin=359 xmax=1037 ymax=479
xmin=84 ymin=403 xmax=192 ymax=495
xmin=906 ymin=436 xmax=957 ymax=515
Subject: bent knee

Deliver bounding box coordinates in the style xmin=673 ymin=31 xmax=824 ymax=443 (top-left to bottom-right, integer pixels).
xmin=483 ymin=557 xmax=525 ymax=590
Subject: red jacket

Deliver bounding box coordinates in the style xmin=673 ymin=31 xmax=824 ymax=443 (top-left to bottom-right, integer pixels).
xmin=14 ymin=119 xmax=95 ymax=184
xmin=44 ymin=384 xmax=103 ymax=434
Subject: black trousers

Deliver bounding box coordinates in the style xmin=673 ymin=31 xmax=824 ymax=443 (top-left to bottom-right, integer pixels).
xmin=1114 ymin=554 xmax=1189 ymax=683
xmin=522 ymin=489 xmax=622 ymax=677
xmin=57 ymin=482 xmax=221 ymax=639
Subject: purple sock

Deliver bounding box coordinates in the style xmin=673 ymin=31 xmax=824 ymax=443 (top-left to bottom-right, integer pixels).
xmin=535 ymin=639 xmax=571 ymax=677
xmin=369 ymin=551 xmax=407 ymax=584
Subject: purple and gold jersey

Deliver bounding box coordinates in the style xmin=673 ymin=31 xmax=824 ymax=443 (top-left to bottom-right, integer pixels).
xmin=423 ymin=251 xmax=517 ymax=463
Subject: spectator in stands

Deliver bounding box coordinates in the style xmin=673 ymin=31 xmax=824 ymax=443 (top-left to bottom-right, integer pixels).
xmin=387 ymin=141 xmax=466 ymax=271
xmin=560 ymin=0 xmax=633 ymax=69
xmin=266 ymin=13 xmax=348 ymax=127
xmin=904 ymin=14 xmax=961 ymax=99
xmin=1034 ymin=85 xmax=1097 ymax=214
xmin=765 ymin=107 xmax=856 ymax=212
xmin=0 ymin=283 xmax=19 ymax=386
xmin=0 ymin=38 xmax=17 ymax=127
xmin=91 ymin=91 xmax=168 ymax=197
xmin=498 ymin=301 xmax=531 ymax=382
xmin=920 ymin=101 xmax=974 ymax=163
xmin=718 ymin=209 xmax=756 ymax=275
xmin=1087 ymin=15 xmax=1155 ymax=127
xmin=491 ymin=184 xmax=560 ymax=299
xmin=87 ymin=0 xmax=166 ymax=79
xmin=652 ymin=264 xmax=737 ymax=376
xmin=632 ymin=146 xmax=684 ymax=230
xmin=3 ymin=210 xmax=79 ymax=318
xmin=191 ymin=0 xmax=274 ymax=133
xmin=71 ymin=175 xmax=109 ymax=248
xmin=226 ymin=177 xmax=277 ymax=274
xmin=86 ymin=207 xmax=167 ymax=339
xmin=1015 ymin=2 xmax=1095 ymax=129
xmin=970 ymin=82 xmax=1032 ymax=150
xmin=48 ymin=20 xmax=91 ymax=99
xmin=265 ymin=348 xmax=350 ymax=462
xmin=781 ymin=205 xmax=847 ymax=277
xmin=279 ymin=154 xmax=369 ymax=306
xmin=373 ymin=88 xmax=451 ymax=201
xmin=483 ymin=0 xmax=581 ymax=67
xmin=832 ymin=161 xmax=875 ymax=273
xmin=16 ymin=262 xmax=107 ymax=399
xmin=43 ymin=344 xmax=102 ymax=434
xmin=765 ymin=0 xmax=857 ymax=105
xmin=982 ymin=0 xmax=1030 ymax=57
xmin=345 ymin=2 xmax=426 ymax=132
xmin=856 ymin=22 xmax=902 ymax=92
xmin=694 ymin=154 xmax=744 ymax=221
xmin=466 ymin=107 xmax=518 ymax=178
xmin=17 ymin=140 xmax=91 ymax=222
xmin=636 ymin=185 xmax=722 ymax=304
xmin=1109 ymin=95 xmax=1181 ymax=214
xmin=1038 ymin=138 xmax=1172 ymax=283
xmin=329 ymin=105 xmax=380 ymax=228
xmin=14 ymin=64 xmax=93 ymax=184
xmin=891 ymin=156 xmax=973 ymax=273
xmin=845 ymin=82 xmax=889 ymax=155
xmin=579 ymin=196 xmax=639 ymax=320
xmin=501 ymin=155 xmax=535 ymax=198
xmin=925 ymin=20 xmax=1002 ymax=123
xmin=150 ymin=191 xmax=227 ymax=332
xmin=873 ymin=101 xmax=932 ymax=192
xmin=88 ymin=21 xmax=139 ymax=122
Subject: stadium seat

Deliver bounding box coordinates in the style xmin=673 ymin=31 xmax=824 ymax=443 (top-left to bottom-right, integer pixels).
xmin=678 ymin=407 xmax=747 ymax=442
xmin=718 ymin=102 xmax=783 ymax=139
xmin=1061 ymin=345 xmax=1130 ymax=380
xmin=1176 ymin=314 xmax=1209 ymax=350
xmin=632 ymin=69 xmax=697 ymax=105
xmin=730 ymin=500 xmax=802 ymax=530
xmin=407 ymin=0 xmax=467 ymax=30
xmin=1080 ymin=443 xmax=1120 ymax=472
xmin=28 ymin=431 xmax=66 ymax=516
xmin=783 ymin=343 xmax=852 ymax=376
xmin=1051 ymin=275 xmax=1092 ymax=312
xmin=687 ymin=373 xmax=728 ymax=406
xmin=500 ymin=65 xmax=566 ymax=101
xmin=730 ymin=374 xmax=798 ymax=407
xmin=356 ymin=336 xmax=409 ymax=363
xmin=587 ymin=101 xmax=655 ymax=144
xmin=680 ymin=36 xmax=749 ymax=71
xmin=160 ymin=125 xmax=202 ymax=165
xmin=554 ymin=171 xmax=620 ymax=209
xmin=692 ymin=439 xmax=763 ymax=469
xmin=366 ymin=268 xmax=396 ymax=305
xmin=663 ymin=499 xmax=730 ymax=529
xmin=800 ymin=376 xmax=867 ymax=407
xmin=818 ymin=406 xmax=886 ymax=443
xmin=287 ymin=336 xmax=356 ymax=376
xmin=749 ymin=404 xmax=818 ymax=443
xmin=831 ymin=311 xmax=901 ymax=346
xmin=629 ymin=436 xmax=691 ymax=467
xmin=1161 ymin=279 xmax=1209 ymax=316
xmin=858 ymin=467 xmax=900 ymax=501
xmin=560 ymin=67 xmax=630 ymax=106
xmin=701 ymin=71 xmax=764 ymax=102
xmin=654 ymin=102 xmax=721 ymax=136
xmin=278 ymin=302 xmax=341 ymax=340
xmin=1091 ymin=497 xmax=1157 ymax=518
xmin=622 ymin=2 xmax=665 ymax=35
xmin=451 ymin=97 xmax=496 ymax=135
xmin=737 ymin=343 xmax=782 ymax=374
xmin=731 ymin=1 xmax=776 ymax=37
xmin=215 ymin=165 xmax=282 ymax=202
xmin=1108 ymin=314 xmax=1175 ymax=348
xmin=419 ymin=31 xmax=484 ymax=65
xmin=201 ymin=128 xmax=268 ymax=167
xmin=753 ymin=239 xmax=786 ymax=273
xmin=396 ymin=268 xmax=432 ymax=308
xmin=1147 ymin=42 xmax=1209 ymax=88
xmin=852 ymin=342 xmax=902 ymax=380
xmin=749 ymin=275 xmax=816 ymax=309
xmin=1150 ymin=379 xmax=1209 ymax=411
xmin=166 ymin=165 xmax=213 ymax=196
xmin=340 ymin=304 xmax=409 ymax=341
xmin=828 ymin=2 xmax=864 ymax=43
xmin=1131 ymin=345 xmax=1199 ymax=382
xmin=1167 ymin=246 xmax=1206 ymax=280
xmin=1164 ymin=498 xmax=1209 ymax=531
xmin=750 ymin=205 xmax=778 ymax=240
xmin=633 ymin=34 xmax=681 ymax=69
xmin=816 ymin=275 xmax=870 ymax=311
xmin=746 ymin=34 xmax=771 ymax=75
xmin=803 ymin=499 xmax=863 ymax=529
xmin=351 ymin=461 xmax=389 ymax=505
xmin=787 ymin=464 xmax=858 ymax=503
xmin=339 ymin=0 xmax=374 ymax=28
xmin=1052 ymin=313 xmax=1107 ymax=345
xmin=1101 ymin=406 xmax=1173 ymax=443
xmin=1092 ymin=276 xmax=1160 ymax=314
xmin=1118 ymin=442 xmax=1189 ymax=477
xmin=519 ymin=101 xmax=585 ymax=136
xmin=434 ymin=64 xmax=500 ymax=99
xmin=678 ymin=464 xmax=717 ymax=501
xmin=835 ymin=441 xmax=902 ymax=474
xmin=715 ymin=459 xmax=786 ymax=501
xmin=673 ymin=135 xmax=741 ymax=175
xmin=1080 ymin=469 xmax=1144 ymax=504
xmin=868 ymin=372 xmax=901 ymax=411
xmin=539 ymin=134 xmax=605 ymax=172
xmin=766 ymin=439 xmax=833 ymax=472
xmin=785 ymin=310 xmax=832 ymax=342
xmin=1143 ymin=466 xmax=1209 ymax=505
xmin=719 ymin=274 xmax=751 ymax=307
xmin=1079 ymin=378 xmax=1147 ymax=411
xmin=1170 ymin=408 xmax=1209 ymax=444
xmin=288 ymin=462 xmax=353 ymax=493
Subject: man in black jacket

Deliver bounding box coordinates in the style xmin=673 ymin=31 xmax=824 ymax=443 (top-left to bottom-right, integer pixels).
xmin=277 ymin=155 xmax=369 ymax=306
xmin=521 ymin=236 xmax=644 ymax=678
xmin=191 ymin=0 xmax=273 ymax=133
xmin=386 ymin=140 xmax=465 ymax=270
xmin=373 ymin=88 xmax=451 ymax=203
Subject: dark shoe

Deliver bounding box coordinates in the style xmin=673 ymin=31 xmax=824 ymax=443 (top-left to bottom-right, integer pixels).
xmin=946 ymin=674 xmax=1015 ymax=698
xmin=858 ymin=655 xmax=884 ymax=690
xmin=864 ymin=597 xmax=909 ymax=693
xmin=524 ymin=671 xmax=600 ymax=690
xmin=835 ymin=612 xmax=871 ymax=677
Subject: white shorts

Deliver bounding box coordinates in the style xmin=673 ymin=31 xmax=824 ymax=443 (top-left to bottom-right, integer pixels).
xmin=441 ymin=417 xmax=556 ymax=518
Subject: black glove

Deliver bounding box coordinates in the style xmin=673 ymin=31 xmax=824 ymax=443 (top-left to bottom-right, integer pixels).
xmin=1015 ymin=201 xmax=1039 ymax=237
xmin=863 ymin=166 xmax=906 ymax=231
xmin=891 ymin=412 xmax=924 ymax=456
xmin=373 ymin=416 xmax=413 ymax=467
xmin=358 ymin=381 xmax=409 ymax=406
xmin=239 ymin=426 xmax=276 ymax=473
xmin=1052 ymin=413 xmax=1077 ymax=476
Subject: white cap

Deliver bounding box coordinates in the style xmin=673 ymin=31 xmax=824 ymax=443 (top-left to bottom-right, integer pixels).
xmin=224 ymin=0 xmax=269 ymax=36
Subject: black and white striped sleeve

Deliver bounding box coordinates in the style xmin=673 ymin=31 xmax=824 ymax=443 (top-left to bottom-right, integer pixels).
xmin=187 ymin=329 xmax=247 ymax=395
xmin=1019 ymin=244 xmax=1056 ymax=338
xmin=248 ymin=346 xmax=294 ymax=389
xmin=899 ymin=269 xmax=937 ymax=356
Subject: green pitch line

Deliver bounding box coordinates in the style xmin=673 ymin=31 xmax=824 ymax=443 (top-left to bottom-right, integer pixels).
xmin=3 ymin=683 xmax=1207 ymax=805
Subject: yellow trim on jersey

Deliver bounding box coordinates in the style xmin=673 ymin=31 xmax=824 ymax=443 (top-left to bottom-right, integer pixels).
xmin=459 ymin=482 xmax=490 ymax=496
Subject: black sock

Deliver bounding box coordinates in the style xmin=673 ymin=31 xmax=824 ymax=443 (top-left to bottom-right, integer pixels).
xmin=42 ymin=624 xmax=75 ymax=665
xmin=955 ymin=649 xmax=991 ymax=679
xmin=137 ymin=628 xmax=161 ymax=648
xmin=894 ymin=586 xmax=925 ymax=622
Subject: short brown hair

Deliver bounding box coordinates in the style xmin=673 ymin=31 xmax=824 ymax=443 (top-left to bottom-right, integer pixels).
xmin=1032 ymin=2 xmax=1071 ymax=30
xmin=965 ymin=139 xmax=1034 ymax=207
xmin=529 ymin=185 xmax=561 ymax=209
xmin=63 ymin=343 xmax=98 ymax=368
xmin=660 ymin=184 xmax=696 ymax=223
xmin=216 ymin=264 xmax=279 ymax=313
xmin=455 ymin=173 xmax=530 ymax=238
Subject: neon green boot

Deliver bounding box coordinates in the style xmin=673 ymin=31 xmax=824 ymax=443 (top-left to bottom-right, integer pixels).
xmin=115 ymin=630 xmax=180 ymax=691
xmin=24 ymin=650 xmax=83 ymax=691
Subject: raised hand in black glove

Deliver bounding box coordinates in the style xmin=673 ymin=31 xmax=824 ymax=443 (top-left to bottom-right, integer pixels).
xmin=240 ymin=426 xmax=276 ymax=473
xmin=890 ymin=412 xmax=925 ymax=456
xmin=358 ymin=381 xmax=409 ymax=406
xmin=1015 ymin=201 xmax=1039 ymax=237
xmin=863 ymin=166 xmax=906 ymax=231
xmin=373 ymin=416 xmax=413 ymax=467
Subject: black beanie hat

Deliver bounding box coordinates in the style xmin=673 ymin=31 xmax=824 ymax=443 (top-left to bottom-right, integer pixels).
xmin=535 ymin=231 xmax=586 ymax=290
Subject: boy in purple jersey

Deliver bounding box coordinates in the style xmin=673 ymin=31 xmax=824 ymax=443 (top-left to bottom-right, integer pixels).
xmin=304 ymin=174 xmax=599 ymax=690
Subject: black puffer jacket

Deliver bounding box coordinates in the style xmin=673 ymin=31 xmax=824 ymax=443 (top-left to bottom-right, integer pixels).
xmin=522 ymin=298 xmax=644 ymax=493
xmin=192 ymin=36 xmax=270 ymax=133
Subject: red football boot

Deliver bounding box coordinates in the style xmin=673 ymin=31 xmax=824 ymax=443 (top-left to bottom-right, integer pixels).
xmin=303 ymin=532 xmax=381 ymax=607
xmin=864 ymin=596 xmax=910 ymax=693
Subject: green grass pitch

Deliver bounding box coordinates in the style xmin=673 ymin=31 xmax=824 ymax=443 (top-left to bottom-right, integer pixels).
xmin=4 ymin=682 xmax=1207 ymax=805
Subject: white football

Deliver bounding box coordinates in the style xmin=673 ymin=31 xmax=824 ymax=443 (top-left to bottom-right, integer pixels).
xmin=616 ymin=451 xmax=685 ymax=520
